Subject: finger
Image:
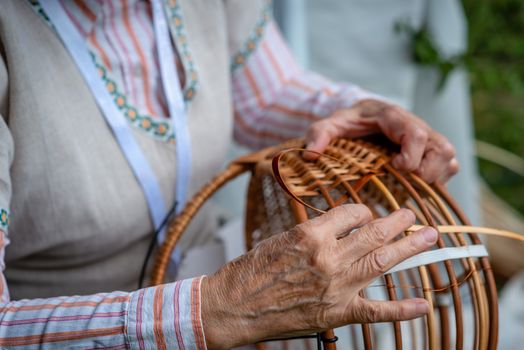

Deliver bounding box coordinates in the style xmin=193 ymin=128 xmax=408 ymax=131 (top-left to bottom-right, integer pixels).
xmin=302 ymin=204 xmax=373 ymax=240
xmin=416 ymin=149 xmax=441 ymax=183
xmin=355 ymin=227 xmax=438 ymax=280
xmin=339 ymin=209 xmax=415 ymax=263
xmin=391 ymin=123 xmax=428 ymax=172
xmin=440 ymin=157 xmax=460 ymax=183
xmin=417 ymin=135 xmax=456 ymax=183
xmin=352 ymin=298 xmax=429 ymax=323
xmin=373 ymin=109 xmax=428 ymax=172
xmin=304 ymin=121 xmax=341 ymax=160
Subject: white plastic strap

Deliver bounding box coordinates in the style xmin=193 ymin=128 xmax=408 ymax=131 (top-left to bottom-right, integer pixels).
xmin=367 ymin=244 xmax=489 ymax=289
xmin=387 ymin=244 xmax=488 ymax=274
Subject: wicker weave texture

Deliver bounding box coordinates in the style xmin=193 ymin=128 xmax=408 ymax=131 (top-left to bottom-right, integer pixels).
xmin=152 ymin=138 xmax=498 ymax=350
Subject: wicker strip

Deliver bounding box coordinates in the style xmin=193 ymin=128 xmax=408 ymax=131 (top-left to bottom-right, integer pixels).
xmin=150 ymin=137 xmax=521 ymax=349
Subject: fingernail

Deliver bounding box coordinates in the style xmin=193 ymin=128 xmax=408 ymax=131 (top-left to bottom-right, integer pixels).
xmin=422 ymin=227 xmax=438 ymax=243
xmin=415 ymin=300 xmax=429 ymax=314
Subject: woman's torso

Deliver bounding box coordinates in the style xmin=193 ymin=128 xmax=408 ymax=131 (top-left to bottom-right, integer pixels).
xmin=0 ymin=0 xmax=239 ymax=298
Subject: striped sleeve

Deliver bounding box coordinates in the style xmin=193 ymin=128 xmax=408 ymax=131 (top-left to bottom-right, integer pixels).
xmin=0 ymin=274 xmax=206 ymax=349
xmin=232 ymin=19 xmax=385 ymax=150
xmin=126 ymin=278 xmax=206 ymax=350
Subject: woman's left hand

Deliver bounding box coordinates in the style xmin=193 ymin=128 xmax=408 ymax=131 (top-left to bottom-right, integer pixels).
xmin=304 ymin=99 xmax=459 ymax=183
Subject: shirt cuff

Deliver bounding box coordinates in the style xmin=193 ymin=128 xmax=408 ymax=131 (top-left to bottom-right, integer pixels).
xmin=126 ymin=276 xmax=207 ymax=350
xmin=334 ymin=84 xmax=393 ymax=111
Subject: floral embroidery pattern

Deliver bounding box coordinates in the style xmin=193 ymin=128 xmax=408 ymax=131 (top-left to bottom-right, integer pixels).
xmin=164 ymin=0 xmax=198 ymax=102
xmin=92 ymin=54 xmax=175 ymax=142
xmin=231 ymin=0 xmax=272 ymax=71
xmin=0 ymin=209 xmax=9 ymax=230
xmin=29 ymin=0 xmax=54 ymax=28
xmin=31 ymin=0 xmax=179 ymax=142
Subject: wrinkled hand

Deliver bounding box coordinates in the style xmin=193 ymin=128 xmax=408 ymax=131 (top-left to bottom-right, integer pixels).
xmin=305 ymin=99 xmax=459 ymax=183
xmin=201 ymin=205 xmax=438 ymax=349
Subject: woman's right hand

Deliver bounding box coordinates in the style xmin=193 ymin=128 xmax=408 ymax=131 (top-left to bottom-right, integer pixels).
xmin=201 ymin=204 xmax=438 ymax=349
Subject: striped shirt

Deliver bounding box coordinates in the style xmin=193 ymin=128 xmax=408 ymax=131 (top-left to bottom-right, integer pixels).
xmin=52 ymin=0 xmax=377 ymax=148
xmin=0 ymin=277 xmax=205 ymax=349
xmin=0 ymin=0 xmax=378 ymax=348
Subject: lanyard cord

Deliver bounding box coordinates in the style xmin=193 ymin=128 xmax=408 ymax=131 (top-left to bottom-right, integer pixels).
xmin=138 ymin=201 xmax=177 ymax=289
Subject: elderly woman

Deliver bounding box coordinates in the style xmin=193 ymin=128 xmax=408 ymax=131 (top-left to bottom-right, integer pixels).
xmin=0 ymin=0 xmax=456 ymax=348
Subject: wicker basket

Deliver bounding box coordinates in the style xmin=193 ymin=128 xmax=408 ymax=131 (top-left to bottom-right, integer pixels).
xmin=151 ymin=137 xmax=498 ymax=350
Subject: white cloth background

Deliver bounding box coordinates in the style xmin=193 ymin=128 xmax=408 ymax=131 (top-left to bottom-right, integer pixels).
xmin=271 ymin=0 xmax=482 ymax=348
xmin=299 ymin=0 xmax=480 ymax=225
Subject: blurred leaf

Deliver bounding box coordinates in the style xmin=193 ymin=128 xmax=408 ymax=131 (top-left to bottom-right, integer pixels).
xmin=463 ymin=0 xmax=524 ymax=213
xmin=395 ymin=20 xmax=467 ymax=92
xmin=397 ymin=1 xmax=524 ymax=213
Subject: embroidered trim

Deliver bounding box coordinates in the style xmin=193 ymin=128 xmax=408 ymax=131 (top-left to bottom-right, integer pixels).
xmin=28 ymin=0 xmax=53 ymax=23
xmin=231 ymin=0 xmax=272 ymax=71
xmin=164 ymin=0 xmax=198 ymax=102
xmin=28 ymin=0 xmax=54 ymax=28
xmin=31 ymin=0 xmax=176 ymax=142
xmin=92 ymin=53 xmax=175 ymax=142
xmin=0 ymin=209 xmax=9 ymax=230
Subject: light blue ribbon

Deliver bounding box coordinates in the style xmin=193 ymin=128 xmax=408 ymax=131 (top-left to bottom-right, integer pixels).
xmin=40 ymin=0 xmax=190 ymax=269
xmin=152 ymin=0 xmax=192 ymax=235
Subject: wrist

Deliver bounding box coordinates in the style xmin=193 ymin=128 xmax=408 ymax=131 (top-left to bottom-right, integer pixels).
xmin=202 ymin=269 xmax=271 ymax=349
xmin=201 ymin=276 xmax=242 ymax=349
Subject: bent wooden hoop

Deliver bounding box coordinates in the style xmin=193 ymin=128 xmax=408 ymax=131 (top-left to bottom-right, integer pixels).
xmin=151 ymin=138 xmax=501 ymax=350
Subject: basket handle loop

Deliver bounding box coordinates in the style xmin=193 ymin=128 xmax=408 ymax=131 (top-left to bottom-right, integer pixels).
xmin=150 ymin=161 xmax=252 ymax=285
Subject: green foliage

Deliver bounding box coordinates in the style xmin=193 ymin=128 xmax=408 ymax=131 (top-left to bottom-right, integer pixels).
xmin=392 ymin=1 xmax=523 ymax=212
xmin=394 ymin=20 xmax=466 ymax=91
xmin=464 ymin=0 xmax=524 ymax=94
xmin=463 ymin=0 xmax=524 ymax=214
